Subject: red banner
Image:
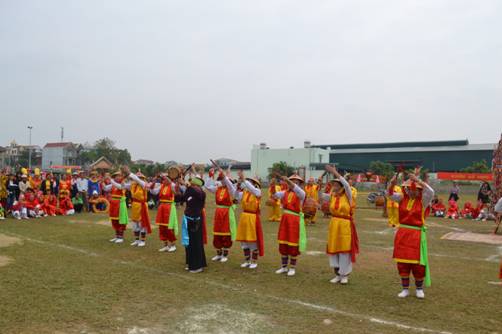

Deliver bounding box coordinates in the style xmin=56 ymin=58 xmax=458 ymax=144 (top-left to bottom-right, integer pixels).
xmin=436 ymin=172 xmax=493 ymax=181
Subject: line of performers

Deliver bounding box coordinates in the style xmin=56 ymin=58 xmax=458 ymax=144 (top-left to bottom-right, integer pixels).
xmin=103 ymin=164 xmax=435 ymax=299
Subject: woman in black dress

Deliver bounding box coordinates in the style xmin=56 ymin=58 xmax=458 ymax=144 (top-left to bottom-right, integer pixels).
xmin=176 ymin=175 xmax=207 ymax=273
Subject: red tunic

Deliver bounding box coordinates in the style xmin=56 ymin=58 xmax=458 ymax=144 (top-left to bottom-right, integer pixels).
xmin=278 ymin=190 xmax=301 ymax=246
xmin=213 ymin=186 xmax=233 ymax=236
xmin=393 ymin=194 xmax=423 ymax=263
xmin=109 ymin=187 xmax=124 ymax=220
xmin=156 ymin=184 xmax=175 ymax=226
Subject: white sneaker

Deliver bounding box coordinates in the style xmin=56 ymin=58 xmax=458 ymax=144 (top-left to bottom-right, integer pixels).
xmin=340 ymin=276 xmax=349 ymax=285
xmin=240 ymin=261 xmax=250 ymax=268
xmin=167 ymin=245 xmax=177 ymax=252
xmin=398 ymin=289 xmax=409 ymax=298
xmin=137 ymin=240 xmax=146 ymax=247
xmin=220 ymin=256 xmax=228 ymax=263
xmin=275 ymin=267 xmax=289 ymax=274
xmin=330 ymin=276 xmax=341 ymax=284
xmin=130 ymin=240 xmax=139 ymax=246
xmin=114 ymin=238 xmax=124 ymax=244
xmin=189 ymin=268 xmax=203 ymax=273
xmin=249 ymin=263 xmax=258 ymax=269
xmin=212 ymin=255 xmax=222 ymax=261
xmin=416 ymin=289 xmax=425 ymax=299
xmin=109 ymin=237 xmax=118 ymax=243
xmin=287 ymin=268 xmax=296 ymax=276
xmin=159 ymin=246 xmax=170 ymax=252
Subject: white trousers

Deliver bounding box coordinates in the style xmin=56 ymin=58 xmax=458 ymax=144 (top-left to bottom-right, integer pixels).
xmin=329 ymin=253 xmax=353 ymax=276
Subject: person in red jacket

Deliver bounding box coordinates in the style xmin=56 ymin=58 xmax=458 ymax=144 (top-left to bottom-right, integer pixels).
xmin=150 ymin=173 xmax=178 ymax=252
xmin=104 ymin=171 xmax=129 ymax=244
xmin=445 ymin=199 xmax=459 ymax=219
xmin=431 ymin=199 xmax=446 ymax=217
xmin=388 ymin=173 xmax=434 ymax=299
xmin=460 ymin=202 xmax=474 ymax=219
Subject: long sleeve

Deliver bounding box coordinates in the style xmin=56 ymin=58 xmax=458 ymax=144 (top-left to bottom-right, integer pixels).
xmin=223 ymin=177 xmax=239 ymax=198
xmin=495 ymin=198 xmax=502 ymax=213
xmin=338 ymin=177 xmax=352 ymax=205
xmin=203 ymin=177 xmax=218 ymax=194
xmin=128 ymin=173 xmax=146 ymax=188
xmin=421 ymin=183 xmax=434 ymax=207
xmin=243 ymin=180 xmax=261 ymax=197
xmin=103 ymin=183 xmax=113 ymax=192
xmin=273 ymin=191 xmax=286 ymax=199
xmin=292 ymin=184 xmax=306 ymax=201
xmin=150 ymin=183 xmax=161 ymax=195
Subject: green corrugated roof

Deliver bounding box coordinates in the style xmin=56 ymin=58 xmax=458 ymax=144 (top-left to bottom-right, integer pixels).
xmin=314 ymin=140 xmax=469 ymax=150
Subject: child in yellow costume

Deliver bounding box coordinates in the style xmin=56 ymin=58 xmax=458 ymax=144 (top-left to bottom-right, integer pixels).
xmin=387 ymin=184 xmax=402 ymax=227
xmin=267 ymin=179 xmax=282 ymax=222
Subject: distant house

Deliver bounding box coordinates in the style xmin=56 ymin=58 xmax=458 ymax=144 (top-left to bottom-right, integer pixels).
xmin=2 ymin=140 xmax=42 ymax=168
xmin=0 ymin=146 xmax=6 ymax=169
xmin=42 ymin=142 xmax=79 ymax=170
xmin=89 ymin=156 xmax=114 ymax=171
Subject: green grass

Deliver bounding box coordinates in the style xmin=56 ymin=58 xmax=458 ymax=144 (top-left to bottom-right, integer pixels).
xmin=0 ymin=192 xmax=501 ymax=334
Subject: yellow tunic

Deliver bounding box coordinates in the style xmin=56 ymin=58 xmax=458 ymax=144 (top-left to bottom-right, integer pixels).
xmin=327 ymin=193 xmax=352 ymax=254
xmin=350 ymin=186 xmax=358 ymax=209
xmin=267 ymin=185 xmax=282 ymax=222
xmin=130 ymin=183 xmax=146 ymax=221
xmin=387 ymin=185 xmax=402 ymax=227
xmin=236 ymin=190 xmax=260 ymax=242
xmin=0 ymin=175 xmax=7 ymax=199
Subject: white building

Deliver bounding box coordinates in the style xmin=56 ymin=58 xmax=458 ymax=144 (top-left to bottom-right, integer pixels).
xmin=42 ymin=142 xmax=79 ymax=170
xmin=251 ymin=141 xmax=330 ymax=181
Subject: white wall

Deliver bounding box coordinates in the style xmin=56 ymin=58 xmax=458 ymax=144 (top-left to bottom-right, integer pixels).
xmin=42 ymin=147 xmax=64 ymax=170
xmin=251 ymin=146 xmax=330 ymax=180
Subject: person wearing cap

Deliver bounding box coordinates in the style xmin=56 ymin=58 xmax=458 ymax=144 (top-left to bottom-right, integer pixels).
xmin=121 ymin=166 xmax=152 ymax=247
xmin=205 ymin=167 xmax=237 ymax=263
xmin=176 ymin=173 xmax=207 ymax=273
xmin=103 ymin=171 xmax=130 ymax=244
xmin=224 ymin=170 xmax=264 ymax=269
xmin=322 ymin=164 xmax=359 ymax=285
xmin=270 ymin=174 xmax=307 ymax=277
xmin=150 ymin=173 xmax=178 ymax=252
xmin=19 ymin=173 xmax=31 ymax=195
xmin=304 ymin=177 xmax=321 ymax=225
xmin=58 ymin=171 xmax=72 ymax=202
xmin=387 ymin=173 xmax=434 ymax=299
xmin=267 ymin=178 xmax=282 ymax=222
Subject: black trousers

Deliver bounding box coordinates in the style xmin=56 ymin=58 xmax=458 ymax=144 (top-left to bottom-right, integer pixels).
xmin=185 ymin=216 xmax=207 ymax=271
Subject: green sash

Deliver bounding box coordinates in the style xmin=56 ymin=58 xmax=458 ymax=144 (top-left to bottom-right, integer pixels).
xmin=119 ymin=196 xmax=129 ymax=225
xmin=401 ymin=224 xmax=431 ymax=287
xmin=167 ymin=202 xmax=179 ymax=236
xmin=283 ymin=209 xmax=307 ymax=252
xmin=217 ymin=204 xmax=237 ymax=241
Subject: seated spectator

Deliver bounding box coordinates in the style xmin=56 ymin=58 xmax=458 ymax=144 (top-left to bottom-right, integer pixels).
xmin=58 ymin=195 xmax=75 ymax=216
xmin=72 ymin=193 xmax=84 ymax=213
xmin=432 ymin=199 xmax=446 ymax=217
xmin=446 ymin=199 xmax=459 ymax=219
xmin=460 ymin=202 xmax=474 ymax=219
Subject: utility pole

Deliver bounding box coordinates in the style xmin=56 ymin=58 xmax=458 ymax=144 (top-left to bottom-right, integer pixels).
xmin=61 ymin=127 xmax=64 ymax=142
xmin=27 ymin=126 xmax=33 ymax=170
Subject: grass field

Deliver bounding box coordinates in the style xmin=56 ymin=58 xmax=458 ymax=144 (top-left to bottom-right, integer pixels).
xmin=0 ymin=192 xmax=501 ymax=334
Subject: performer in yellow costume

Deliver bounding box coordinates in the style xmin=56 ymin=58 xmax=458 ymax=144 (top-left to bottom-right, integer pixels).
xmin=267 ymin=178 xmax=282 ymax=222
xmin=387 ymin=184 xmax=402 ymax=227
xmin=304 ymin=177 xmax=320 ymax=225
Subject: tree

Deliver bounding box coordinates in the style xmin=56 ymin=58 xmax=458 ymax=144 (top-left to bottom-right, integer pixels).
xmin=460 ymin=160 xmax=490 ymax=173
xmin=78 ymin=137 xmax=132 ymax=167
xmin=368 ymin=161 xmax=395 ymax=180
xmin=268 ymin=161 xmax=295 ymax=180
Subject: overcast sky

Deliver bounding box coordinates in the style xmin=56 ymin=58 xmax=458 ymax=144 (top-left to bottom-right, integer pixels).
xmin=1 ymin=0 xmax=501 ymax=163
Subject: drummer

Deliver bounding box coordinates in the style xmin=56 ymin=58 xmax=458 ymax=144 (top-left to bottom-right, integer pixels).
xmin=270 ymin=174 xmax=307 ymax=277
xmin=304 ymin=177 xmax=321 ymax=225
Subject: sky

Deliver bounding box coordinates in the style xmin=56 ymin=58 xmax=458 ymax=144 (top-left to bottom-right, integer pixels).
xmin=1 ymin=0 xmax=501 ymax=163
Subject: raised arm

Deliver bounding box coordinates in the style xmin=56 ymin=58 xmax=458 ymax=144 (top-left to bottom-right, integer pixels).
xmin=203 ymin=177 xmax=218 ymax=194
xmin=243 ymin=180 xmax=261 ymax=197
xmin=128 ymin=173 xmax=147 ymax=189
xmin=150 ymin=183 xmax=161 ymax=195
xmin=325 ymin=165 xmax=352 ymax=205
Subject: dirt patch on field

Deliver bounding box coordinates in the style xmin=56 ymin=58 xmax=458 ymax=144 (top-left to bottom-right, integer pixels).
xmin=0 ymin=234 xmax=22 ymax=248
xmin=0 ymin=255 xmax=13 ymax=267
xmin=358 ymin=249 xmax=392 ymax=270
xmin=175 ymin=304 xmax=271 ymax=333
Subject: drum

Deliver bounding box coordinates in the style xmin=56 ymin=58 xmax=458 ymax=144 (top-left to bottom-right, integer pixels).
xmin=303 ymin=197 xmax=318 ymax=218
xmin=375 ymin=195 xmax=385 ymax=207
xmin=167 ymin=166 xmax=181 ymax=180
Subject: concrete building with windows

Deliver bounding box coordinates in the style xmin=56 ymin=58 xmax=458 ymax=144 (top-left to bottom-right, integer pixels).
xmin=251 ymin=141 xmax=330 ymax=180
xmin=42 ymin=142 xmax=79 ymax=170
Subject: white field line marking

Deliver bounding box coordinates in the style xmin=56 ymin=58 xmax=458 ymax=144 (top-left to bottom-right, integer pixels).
xmin=363 ymin=244 xmax=500 ymax=263
xmin=487 ymin=281 xmax=502 ymax=285
xmin=7 ymin=232 xmax=452 ymax=334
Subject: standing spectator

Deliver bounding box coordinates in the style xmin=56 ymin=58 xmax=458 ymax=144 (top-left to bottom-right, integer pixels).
xmin=87 ymin=171 xmax=101 ymax=207
xmin=18 ymin=174 xmax=31 ymax=195
xmin=477 ymin=182 xmax=492 ymax=205
xmin=76 ymin=171 xmax=89 ymax=212
xmin=448 ymin=181 xmax=460 ymax=202
xmin=7 ymin=174 xmax=19 ymax=209
xmin=0 ymin=169 xmax=8 ymax=210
